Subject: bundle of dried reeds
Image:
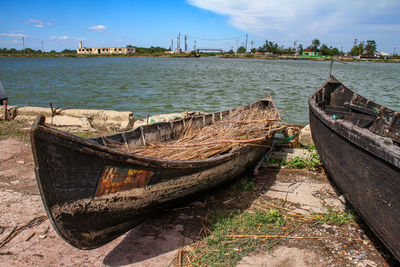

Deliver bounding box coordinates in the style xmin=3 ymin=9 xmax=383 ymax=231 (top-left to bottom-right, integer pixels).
xmin=110 ymin=106 xmax=281 ymax=160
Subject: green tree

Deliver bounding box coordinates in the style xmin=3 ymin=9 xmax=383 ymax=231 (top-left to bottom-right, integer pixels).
xmin=237 ymin=46 xmax=246 ymax=54
xmin=331 ymin=47 xmax=340 ymax=56
xmin=311 ymin=38 xmax=320 ymax=52
xmin=61 ymin=49 xmax=77 ymax=54
xmin=260 ymin=40 xmax=279 ymax=54
xmin=365 ymin=40 xmax=377 ymax=57
xmin=298 ymin=44 xmax=304 ymax=55
xmin=320 ymin=44 xmax=331 ymax=56
xmin=350 ymin=45 xmax=359 ymax=56
xmin=358 ymin=41 xmax=365 ymax=56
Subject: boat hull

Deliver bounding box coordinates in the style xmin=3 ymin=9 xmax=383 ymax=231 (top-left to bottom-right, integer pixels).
xmin=33 ymin=127 xmax=266 ymax=249
xmin=309 ymin=84 xmax=400 ymax=261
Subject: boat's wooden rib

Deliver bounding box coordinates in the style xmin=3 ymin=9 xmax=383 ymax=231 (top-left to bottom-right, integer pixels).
xmin=308 ymin=75 xmax=400 ymax=261
xmin=31 ymin=97 xmax=279 ymax=249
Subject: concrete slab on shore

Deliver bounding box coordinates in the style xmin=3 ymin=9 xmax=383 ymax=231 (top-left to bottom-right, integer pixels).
xmin=1 ymin=105 xmax=200 ymax=132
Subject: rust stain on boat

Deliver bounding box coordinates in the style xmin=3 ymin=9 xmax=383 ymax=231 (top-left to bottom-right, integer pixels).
xmin=95 ymin=166 xmax=153 ymax=196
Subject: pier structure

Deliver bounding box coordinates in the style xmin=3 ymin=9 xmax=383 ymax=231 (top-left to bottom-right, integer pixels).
xmin=196 ymin=48 xmax=223 ymax=53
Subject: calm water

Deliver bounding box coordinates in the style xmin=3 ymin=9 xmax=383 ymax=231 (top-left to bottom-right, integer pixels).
xmin=0 ymin=57 xmax=399 ymax=124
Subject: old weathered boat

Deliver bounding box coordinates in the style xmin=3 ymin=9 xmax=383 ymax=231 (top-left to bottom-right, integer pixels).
xmin=31 ymin=97 xmax=280 ymax=249
xmin=309 ymin=75 xmax=400 ymax=261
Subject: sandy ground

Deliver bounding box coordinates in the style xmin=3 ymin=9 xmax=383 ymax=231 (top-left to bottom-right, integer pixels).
xmin=0 ymin=136 xmax=397 ymax=266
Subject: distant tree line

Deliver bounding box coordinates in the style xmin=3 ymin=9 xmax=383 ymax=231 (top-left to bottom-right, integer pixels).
xmin=133 ymin=46 xmax=167 ymax=54
xmin=349 ymin=40 xmax=377 ymax=57
xmin=247 ymin=38 xmax=382 ymax=57
xmin=0 ymin=48 xmax=77 ymax=55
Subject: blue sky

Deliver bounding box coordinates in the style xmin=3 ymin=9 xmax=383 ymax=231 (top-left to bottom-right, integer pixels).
xmin=1 ymin=0 xmax=399 ymax=53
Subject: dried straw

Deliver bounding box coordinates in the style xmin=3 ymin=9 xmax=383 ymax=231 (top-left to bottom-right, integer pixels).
xmin=109 ymin=106 xmax=280 ymax=160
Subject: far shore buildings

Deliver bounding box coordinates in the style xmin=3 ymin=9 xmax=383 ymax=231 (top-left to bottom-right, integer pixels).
xmin=302 ymin=48 xmax=321 ymax=57
xmin=76 ymin=41 xmax=136 ymax=55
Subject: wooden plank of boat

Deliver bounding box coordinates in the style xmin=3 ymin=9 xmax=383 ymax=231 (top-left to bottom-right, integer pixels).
xmin=308 ymin=75 xmax=400 ymax=261
xmin=31 ymin=97 xmax=280 ymax=249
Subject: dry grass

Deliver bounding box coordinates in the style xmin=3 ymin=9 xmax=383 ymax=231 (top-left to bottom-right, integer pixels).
xmin=108 ymin=106 xmax=281 ymax=160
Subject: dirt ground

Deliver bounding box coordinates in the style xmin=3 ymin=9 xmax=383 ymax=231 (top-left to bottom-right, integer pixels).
xmin=0 ymin=136 xmax=398 ymax=266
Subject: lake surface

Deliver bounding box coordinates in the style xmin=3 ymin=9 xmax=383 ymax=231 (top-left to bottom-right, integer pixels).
xmin=0 ymin=57 xmax=399 ymax=124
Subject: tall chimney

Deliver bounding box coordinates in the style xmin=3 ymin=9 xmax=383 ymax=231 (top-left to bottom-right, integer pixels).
xmin=79 ymin=41 xmax=82 ymax=49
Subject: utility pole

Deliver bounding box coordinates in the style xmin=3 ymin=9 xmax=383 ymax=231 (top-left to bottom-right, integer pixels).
xmin=245 ymin=34 xmax=248 ymax=52
xmin=41 ymin=40 xmax=44 ymax=52
xmin=171 ymin=39 xmax=173 ymax=51
xmin=194 ymin=40 xmax=196 ymax=52
xmin=235 ymin=39 xmax=238 ymax=56
xmin=22 ymin=37 xmax=25 ymax=51
xmin=184 ymin=34 xmax=187 ymax=52
xmin=250 ymin=41 xmax=254 ymax=51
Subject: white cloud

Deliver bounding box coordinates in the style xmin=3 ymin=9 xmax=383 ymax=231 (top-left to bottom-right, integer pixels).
xmin=26 ymin=19 xmax=53 ymax=28
xmin=88 ymin=25 xmax=107 ymax=32
xmin=49 ymin=36 xmax=87 ymax=41
xmin=187 ymin=0 xmax=400 ymax=41
xmin=50 ymin=35 xmax=69 ymax=40
xmin=0 ymin=39 xmax=21 ymax=44
xmin=0 ymin=33 xmax=27 ymax=38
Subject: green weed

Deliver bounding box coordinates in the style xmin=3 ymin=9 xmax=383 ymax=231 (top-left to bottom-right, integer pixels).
xmin=313 ymin=209 xmax=356 ymax=225
xmin=269 ymin=145 xmax=321 ymax=171
xmin=231 ymin=178 xmax=255 ymax=194
xmin=192 ymin=209 xmax=286 ymax=266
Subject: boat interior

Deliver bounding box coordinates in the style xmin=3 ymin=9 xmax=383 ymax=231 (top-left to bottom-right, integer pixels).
xmin=89 ymin=99 xmax=276 ymax=151
xmin=315 ymin=77 xmax=399 ymax=145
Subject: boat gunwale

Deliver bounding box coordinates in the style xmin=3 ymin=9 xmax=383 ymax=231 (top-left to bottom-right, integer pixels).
xmin=308 ymin=77 xmax=400 ymax=168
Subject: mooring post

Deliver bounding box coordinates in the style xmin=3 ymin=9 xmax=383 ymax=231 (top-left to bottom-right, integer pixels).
xmin=4 ymin=99 xmax=8 ymax=121
xmin=50 ymin=103 xmax=54 ymax=124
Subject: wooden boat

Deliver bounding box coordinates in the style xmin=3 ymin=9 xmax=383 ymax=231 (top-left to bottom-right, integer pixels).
xmin=31 ymin=97 xmax=280 ymax=249
xmin=309 ymin=75 xmax=400 ymax=261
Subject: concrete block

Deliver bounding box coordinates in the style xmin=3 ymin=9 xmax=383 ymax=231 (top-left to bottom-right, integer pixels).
xmin=271 ymin=148 xmax=312 ymax=161
xmin=17 ymin=107 xmax=52 ymax=117
xmin=50 ymin=115 xmax=92 ymax=129
xmin=299 ymin=124 xmax=314 ymax=147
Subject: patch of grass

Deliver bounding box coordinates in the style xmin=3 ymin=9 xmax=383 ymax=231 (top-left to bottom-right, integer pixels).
xmin=231 ymin=178 xmax=255 ymax=194
xmin=313 ymin=209 xmax=356 ymax=225
xmin=0 ymin=120 xmax=30 ymax=141
xmin=191 ymin=209 xmax=286 ymax=266
xmin=269 ymin=145 xmax=321 ymax=171
xmin=185 ymin=202 xmax=357 ymax=266
xmin=284 ymin=146 xmax=321 ymax=171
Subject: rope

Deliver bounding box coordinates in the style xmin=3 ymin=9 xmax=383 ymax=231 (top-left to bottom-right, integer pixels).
xmin=273 ymin=133 xmax=297 ymax=144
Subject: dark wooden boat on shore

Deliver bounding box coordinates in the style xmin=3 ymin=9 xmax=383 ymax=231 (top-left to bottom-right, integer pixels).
xmin=31 ymin=97 xmax=280 ymax=249
xmin=309 ymin=75 xmax=400 ymax=261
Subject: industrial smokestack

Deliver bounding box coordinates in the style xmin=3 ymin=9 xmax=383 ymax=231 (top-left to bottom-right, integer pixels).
xmin=79 ymin=41 xmax=82 ymax=49
xmin=184 ymin=35 xmax=187 ymax=52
